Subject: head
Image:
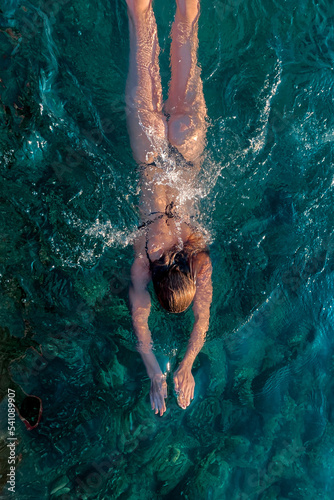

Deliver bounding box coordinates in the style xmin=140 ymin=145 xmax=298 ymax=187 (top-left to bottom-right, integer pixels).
xmin=150 ymin=233 xmax=208 ymax=314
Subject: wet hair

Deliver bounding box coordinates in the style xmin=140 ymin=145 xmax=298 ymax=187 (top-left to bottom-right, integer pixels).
xmin=150 ymin=233 xmax=208 ymax=313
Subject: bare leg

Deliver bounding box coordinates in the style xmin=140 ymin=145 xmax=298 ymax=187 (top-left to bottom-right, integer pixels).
xmin=165 ymin=0 xmax=207 ymax=164
xmin=126 ymin=0 xmax=168 ymax=164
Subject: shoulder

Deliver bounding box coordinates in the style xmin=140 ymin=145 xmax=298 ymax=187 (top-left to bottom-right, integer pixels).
xmin=195 ymin=251 xmax=211 ymax=267
xmin=192 ymin=251 xmax=212 ymax=281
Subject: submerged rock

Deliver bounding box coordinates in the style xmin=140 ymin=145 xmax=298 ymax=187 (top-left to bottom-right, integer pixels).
xmin=49 ymin=474 xmax=70 ymax=496
xmin=202 ymin=340 xmax=228 ymax=396
xmin=184 ymin=396 xmax=221 ymax=446
xmin=155 ymin=445 xmax=192 ymax=496
xmin=73 ymin=269 xmax=110 ymax=307
xmin=183 ymin=449 xmax=230 ymax=500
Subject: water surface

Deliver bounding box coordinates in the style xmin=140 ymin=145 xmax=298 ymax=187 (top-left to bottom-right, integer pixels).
xmin=0 ymin=0 xmax=334 ymax=498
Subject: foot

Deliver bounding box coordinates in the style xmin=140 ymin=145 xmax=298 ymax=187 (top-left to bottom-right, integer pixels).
xmin=173 ymin=365 xmax=195 ymax=409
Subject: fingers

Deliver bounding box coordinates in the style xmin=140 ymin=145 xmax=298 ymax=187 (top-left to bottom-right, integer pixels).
xmin=175 ymin=379 xmax=195 ymax=409
xmin=150 ymin=374 xmax=197 ymax=414
xmin=151 ymin=398 xmax=162 ymax=414
xmin=159 ymin=401 xmax=166 ymax=416
xmin=177 ymin=392 xmax=187 ymax=409
xmin=184 ymin=391 xmax=191 ymax=408
xmin=174 ymin=375 xmax=179 ymax=393
xmin=154 ymin=397 xmax=166 ymax=416
xmin=150 ymin=395 xmax=156 ymax=413
xmin=150 ymin=382 xmax=167 ymax=416
xmin=177 ymin=388 xmax=191 ymax=409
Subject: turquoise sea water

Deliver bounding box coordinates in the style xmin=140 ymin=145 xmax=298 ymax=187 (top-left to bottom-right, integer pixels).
xmin=1 ymin=0 xmax=334 ymax=498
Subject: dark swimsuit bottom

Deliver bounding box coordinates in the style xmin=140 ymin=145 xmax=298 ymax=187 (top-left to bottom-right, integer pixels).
xmin=138 ymin=145 xmax=195 ymax=174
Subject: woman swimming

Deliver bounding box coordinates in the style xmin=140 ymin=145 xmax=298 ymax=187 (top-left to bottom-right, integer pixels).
xmin=126 ymin=0 xmax=212 ymax=416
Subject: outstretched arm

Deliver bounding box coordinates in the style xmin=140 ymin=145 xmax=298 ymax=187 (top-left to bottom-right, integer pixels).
xmin=129 ymin=255 xmax=167 ymax=415
xmin=174 ymin=252 xmax=212 ymax=408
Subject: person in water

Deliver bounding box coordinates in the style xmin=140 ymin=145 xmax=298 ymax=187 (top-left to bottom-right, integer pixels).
xmin=126 ymin=0 xmax=212 ymax=415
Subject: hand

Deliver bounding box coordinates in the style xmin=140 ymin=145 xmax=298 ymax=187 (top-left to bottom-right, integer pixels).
xmin=173 ymin=365 xmax=195 ymax=409
xmin=150 ymin=373 xmax=167 ymax=416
